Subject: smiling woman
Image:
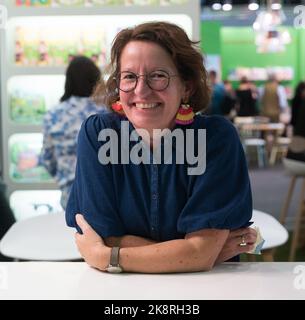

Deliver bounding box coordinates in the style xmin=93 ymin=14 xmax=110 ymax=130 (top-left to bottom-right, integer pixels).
xmin=65 ymin=21 xmax=256 ymax=274
xmin=115 ymin=40 xmax=187 ymax=139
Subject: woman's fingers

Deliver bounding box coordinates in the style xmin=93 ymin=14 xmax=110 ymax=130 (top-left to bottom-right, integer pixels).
xmin=217 ymin=228 xmax=257 ymax=263
xmin=235 ymin=233 xmax=256 ymax=246
xmin=75 ymin=214 xmax=105 ymax=248
xmin=237 ymin=243 xmax=255 ymax=254
xmin=229 ymin=227 xmax=257 ymax=244
xmin=230 ymin=227 xmax=256 ymax=237
xmin=76 ymin=213 xmax=93 ymax=234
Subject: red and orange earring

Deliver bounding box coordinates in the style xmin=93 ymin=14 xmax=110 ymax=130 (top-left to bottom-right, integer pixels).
xmin=112 ymin=101 xmax=125 ymax=116
xmin=175 ymin=103 xmax=195 ymax=125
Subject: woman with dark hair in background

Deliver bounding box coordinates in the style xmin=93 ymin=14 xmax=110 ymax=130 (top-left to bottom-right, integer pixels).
xmin=40 ymin=56 xmax=106 ymax=209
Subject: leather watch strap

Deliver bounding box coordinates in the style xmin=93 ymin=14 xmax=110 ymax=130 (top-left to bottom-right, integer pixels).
xmin=110 ymin=247 xmax=120 ymax=266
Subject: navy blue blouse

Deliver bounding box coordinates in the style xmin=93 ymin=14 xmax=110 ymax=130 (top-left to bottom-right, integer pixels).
xmin=66 ymin=113 xmax=252 ymax=241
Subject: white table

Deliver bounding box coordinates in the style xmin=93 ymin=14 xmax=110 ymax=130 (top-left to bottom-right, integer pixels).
xmin=0 ymin=262 xmax=305 ymax=300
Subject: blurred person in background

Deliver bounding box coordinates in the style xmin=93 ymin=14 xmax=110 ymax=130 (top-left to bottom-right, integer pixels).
xmin=235 ymin=76 xmax=258 ymax=117
xmin=222 ymin=80 xmax=237 ymax=120
xmin=286 ymin=81 xmax=305 ymax=162
xmin=40 ymin=56 xmax=107 ymax=210
xmin=259 ymin=74 xmax=288 ymax=122
xmin=206 ymin=70 xmax=226 ymax=116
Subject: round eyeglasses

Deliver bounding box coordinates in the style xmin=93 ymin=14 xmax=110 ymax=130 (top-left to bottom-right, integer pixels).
xmin=115 ymin=70 xmax=179 ymax=92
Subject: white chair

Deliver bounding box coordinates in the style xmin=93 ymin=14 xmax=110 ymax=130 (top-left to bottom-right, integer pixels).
xmin=234 ymin=116 xmax=256 ymax=125
xmin=234 ymin=117 xmax=268 ymax=168
xmin=269 ymin=137 xmax=291 ymax=165
xmin=280 ymin=158 xmax=305 ymax=261
xmin=243 ymin=138 xmax=267 ymax=168
xmin=252 ymin=209 xmax=289 ymax=261
xmin=0 ymin=212 xmax=81 ymax=261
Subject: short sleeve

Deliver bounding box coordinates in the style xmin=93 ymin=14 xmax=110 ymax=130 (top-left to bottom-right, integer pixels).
xmin=65 ymin=114 xmax=125 ymax=237
xmin=177 ymin=117 xmax=252 ymax=234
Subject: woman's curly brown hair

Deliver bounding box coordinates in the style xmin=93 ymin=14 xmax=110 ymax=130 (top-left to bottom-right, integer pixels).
xmin=93 ymin=21 xmax=210 ymax=113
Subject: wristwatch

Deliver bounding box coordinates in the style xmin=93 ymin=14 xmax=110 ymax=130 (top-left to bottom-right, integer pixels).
xmin=106 ymin=247 xmax=123 ymax=273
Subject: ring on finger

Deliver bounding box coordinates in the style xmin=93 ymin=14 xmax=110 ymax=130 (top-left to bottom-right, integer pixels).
xmin=239 ymin=234 xmax=247 ymax=247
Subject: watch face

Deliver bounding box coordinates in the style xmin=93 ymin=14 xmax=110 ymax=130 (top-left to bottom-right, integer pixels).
xmin=106 ymin=266 xmax=123 ymax=273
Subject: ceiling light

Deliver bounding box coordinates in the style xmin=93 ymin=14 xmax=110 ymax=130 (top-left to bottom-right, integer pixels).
xmin=222 ymin=1 xmax=232 ymax=12
xmin=212 ymin=2 xmax=222 ymax=11
xmin=271 ymin=1 xmax=282 ymax=10
xmin=248 ymin=1 xmax=259 ymax=11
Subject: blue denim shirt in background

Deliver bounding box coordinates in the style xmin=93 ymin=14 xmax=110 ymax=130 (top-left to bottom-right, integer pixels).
xmin=66 ymin=113 xmax=252 ymax=242
xmin=40 ymin=96 xmax=107 ymax=209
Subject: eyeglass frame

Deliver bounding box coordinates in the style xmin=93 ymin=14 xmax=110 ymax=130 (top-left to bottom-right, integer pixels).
xmin=114 ymin=70 xmax=180 ymax=93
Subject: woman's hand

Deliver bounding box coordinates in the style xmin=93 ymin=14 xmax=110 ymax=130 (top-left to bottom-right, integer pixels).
xmin=215 ymin=227 xmax=257 ymax=264
xmin=75 ymin=214 xmax=110 ymax=271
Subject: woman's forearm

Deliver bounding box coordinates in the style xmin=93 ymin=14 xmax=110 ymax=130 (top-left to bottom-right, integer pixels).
xmin=74 ymin=213 xmax=229 ymax=274
xmin=101 ymin=230 xmax=229 ymax=274
xmin=118 ymin=239 xmax=214 ymax=273
xmin=105 ymin=235 xmax=157 ymax=248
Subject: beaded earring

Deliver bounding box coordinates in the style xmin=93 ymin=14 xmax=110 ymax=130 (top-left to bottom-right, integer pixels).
xmin=175 ymin=103 xmax=195 ymax=125
xmin=112 ymin=101 xmax=125 ymax=115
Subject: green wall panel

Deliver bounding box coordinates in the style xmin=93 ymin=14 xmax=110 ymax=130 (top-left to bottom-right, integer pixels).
xmin=200 ymin=22 xmax=304 ymax=92
xmin=299 ymin=29 xmax=305 ymax=82
xmin=200 ymin=21 xmax=221 ymax=54
xmin=221 ymin=27 xmax=299 ymax=88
